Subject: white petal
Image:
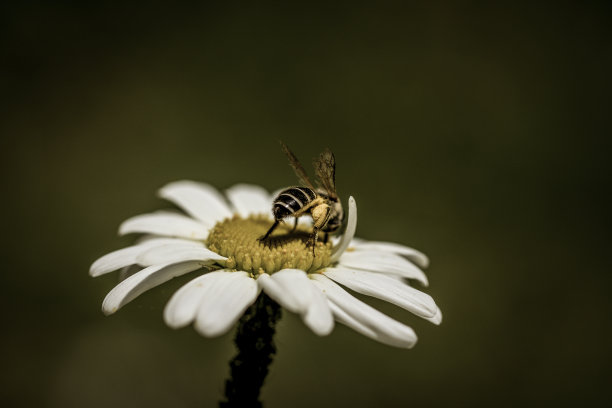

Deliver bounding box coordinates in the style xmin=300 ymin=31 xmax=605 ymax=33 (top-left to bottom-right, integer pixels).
xmin=331 ymin=196 xmax=357 ymax=263
xmin=327 ymin=301 xmax=416 ymax=348
xmin=298 ymin=216 xmax=314 ymax=226
xmin=266 ymin=269 xmax=334 ymax=336
xmin=303 ymin=277 xmax=335 ymax=336
xmin=135 ymin=236 xmax=205 ymax=246
xmin=338 ymin=250 xmax=429 ymax=286
xmin=90 ymin=246 xmax=146 ymax=277
xmin=158 ymin=181 xmax=232 ymax=226
xmin=426 ymin=307 xmax=443 ymax=325
xmin=323 ymin=267 xmax=437 ymax=318
xmin=327 ymin=301 xmax=377 ymax=339
xmin=226 ymin=184 xmax=273 ymax=217
xmin=257 ymin=273 xmax=301 ymax=313
xmin=137 ymin=243 xmax=226 ymax=266
xmin=194 ymin=271 xmax=260 ymax=337
xmin=119 ymin=212 xmax=209 ymax=240
xmin=163 ymin=272 xmax=219 ymax=328
xmin=270 ymin=269 xmax=312 ymax=311
xmin=90 ymin=238 xmax=204 ymax=277
xmin=350 ymin=239 xmax=429 ymax=269
xmin=102 ymin=261 xmax=204 ymax=315
xmin=118 ymin=264 xmax=141 ymax=282
xmin=311 ymin=274 xmax=417 ymax=348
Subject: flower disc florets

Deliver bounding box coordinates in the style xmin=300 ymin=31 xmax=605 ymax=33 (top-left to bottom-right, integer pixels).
xmin=206 ymin=215 xmax=332 ymax=275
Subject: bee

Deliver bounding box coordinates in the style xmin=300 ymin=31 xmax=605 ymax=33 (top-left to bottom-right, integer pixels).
xmin=260 ymin=142 xmax=344 ymax=251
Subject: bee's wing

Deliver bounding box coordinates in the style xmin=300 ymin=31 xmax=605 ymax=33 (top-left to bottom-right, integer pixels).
xmin=313 ymin=148 xmax=337 ymax=198
xmin=281 ymin=141 xmax=316 ymax=190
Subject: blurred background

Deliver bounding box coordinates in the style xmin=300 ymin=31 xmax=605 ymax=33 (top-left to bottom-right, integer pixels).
xmin=1 ymin=1 xmax=611 ymax=407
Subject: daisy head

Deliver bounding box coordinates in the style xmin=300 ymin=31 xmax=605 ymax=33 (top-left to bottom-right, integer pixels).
xmin=90 ymin=181 xmax=441 ymax=348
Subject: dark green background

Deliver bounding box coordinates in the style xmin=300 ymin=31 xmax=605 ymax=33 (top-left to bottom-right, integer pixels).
xmin=2 ymin=2 xmax=610 ymax=407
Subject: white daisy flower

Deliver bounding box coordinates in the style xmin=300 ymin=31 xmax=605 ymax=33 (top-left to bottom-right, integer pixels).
xmin=90 ymin=181 xmax=441 ymax=348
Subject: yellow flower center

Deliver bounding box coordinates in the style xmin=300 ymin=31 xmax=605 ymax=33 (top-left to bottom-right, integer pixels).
xmin=206 ymin=215 xmax=332 ymax=275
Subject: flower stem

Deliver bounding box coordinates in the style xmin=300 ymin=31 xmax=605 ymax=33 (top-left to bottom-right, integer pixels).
xmin=219 ymin=293 xmax=282 ymax=408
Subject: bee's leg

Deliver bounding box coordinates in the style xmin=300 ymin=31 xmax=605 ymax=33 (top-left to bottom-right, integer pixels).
xmin=291 ymin=217 xmax=298 ymax=232
xmin=308 ymin=204 xmax=331 ymax=255
xmin=259 ymin=219 xmax=280 ymax=241
xmin=323 ymin=232 xmax=329 ymax=244
xmin=307 ymin=229 xmax=320 ymax=255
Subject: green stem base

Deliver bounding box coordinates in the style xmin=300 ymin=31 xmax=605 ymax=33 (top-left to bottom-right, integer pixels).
xmin=219 ymin=293 xmax=282 ymax=408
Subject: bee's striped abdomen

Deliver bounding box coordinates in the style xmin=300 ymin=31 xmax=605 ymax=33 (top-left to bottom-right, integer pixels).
xmin=272 ymin=186 xmax=316 ymax=219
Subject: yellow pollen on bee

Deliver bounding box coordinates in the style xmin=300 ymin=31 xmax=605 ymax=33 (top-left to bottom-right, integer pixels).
xmin=206 ymin=214 xmax=332 ymax=274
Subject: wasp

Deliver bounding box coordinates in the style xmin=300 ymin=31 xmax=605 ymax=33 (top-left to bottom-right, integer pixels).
xmin=260 ymin=142 xmax=344 ymax=251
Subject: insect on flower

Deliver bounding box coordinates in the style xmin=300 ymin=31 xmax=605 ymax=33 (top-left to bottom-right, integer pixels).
xmin=260 ymin=142 xmax=344 ymax=252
